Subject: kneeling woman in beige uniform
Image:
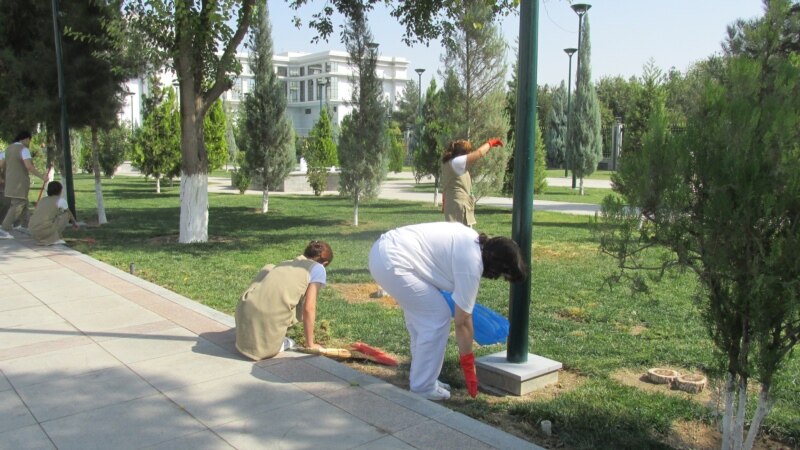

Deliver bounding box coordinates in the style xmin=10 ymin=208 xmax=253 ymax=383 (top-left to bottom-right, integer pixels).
xmin=29 ymin=181 xmax=77 ymax=245
xmin=235 ymin=241 xmax=333 ymax=360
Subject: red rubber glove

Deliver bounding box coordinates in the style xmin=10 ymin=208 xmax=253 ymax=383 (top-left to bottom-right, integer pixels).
xmin=487 ymin=138 xmax=504 ymax=148
xmin=459 ymin=353 xmax=479 ymax=398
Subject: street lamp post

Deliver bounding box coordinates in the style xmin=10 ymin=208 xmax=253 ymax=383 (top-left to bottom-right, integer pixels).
xmin=414 ymin=68 xmax=425 ymax=157
xmin=570 ymin=3 xmax=591 ymax=189
xmin=563 ymin=48 xmax=577 ymax=179
xmin=125 ymin=91 xmax=135 ymax=136
xmin=50 ymin=0 xmax=76 ymax=218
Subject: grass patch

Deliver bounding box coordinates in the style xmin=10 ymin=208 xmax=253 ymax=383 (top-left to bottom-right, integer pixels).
xmin=61 ymin=173 xmax=800 ymax=449
xmin=409 ymin=182 xmax=609 ymax=205
xmin=546 ymin=168 xmax=615 ymax=180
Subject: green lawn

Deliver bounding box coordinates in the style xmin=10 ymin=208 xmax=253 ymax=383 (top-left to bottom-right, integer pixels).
xmin=61 ymin=174 xmax=799 ymax=449
xmin=546 ymin=168 xmax=615 ymax=181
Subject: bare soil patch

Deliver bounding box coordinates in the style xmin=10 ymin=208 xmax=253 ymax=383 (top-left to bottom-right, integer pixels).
xmin=611 ymin=368 xmax=718 ymax=407
xmin=329 ymin=282 xmax=399 ymax=308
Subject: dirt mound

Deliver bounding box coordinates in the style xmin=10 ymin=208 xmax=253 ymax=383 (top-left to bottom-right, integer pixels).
xmin=329 ymin=283 xmax=398 ymax=308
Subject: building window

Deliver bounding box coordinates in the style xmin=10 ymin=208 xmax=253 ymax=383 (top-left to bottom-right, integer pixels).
xmin=289 ymin=81 xmax=299 ymax=102
xmin=325 ymin=62 xmax=337 ymax=73
xmin=308 ymin=63 xmax=322 ymax=76
xmin=305 ymin=109 xmax=311 ymax=114
xmin=277 ymin=66 xmax=287 ymax=77
xmin=308 ymin=80 xmax=314 ymax=101
xmin=299 ymin=67 xmax=305 ymax=76
xmin=289 ymin=67 xmax=300 ymax=77
xmin=300 ymin=81 xmax=305 ymax=102
xmin=247 ymin=79 xmax=255 ymax=94
xmin=328 ymin=77 xmax=337 ymax=99
xmin=231 ymin=78 xmax=242 ymax=100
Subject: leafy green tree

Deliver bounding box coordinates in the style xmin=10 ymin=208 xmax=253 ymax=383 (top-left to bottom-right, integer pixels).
xmin=239 ymin=1 xmax=295 ymax=213
xmin=567 ymin=15 xmax=602 ymax=195
xmin=305 ymin=108 xmax=337 ymax=196
xmin=122 ymin=0 xmax=256 ymax=243
xmin=132 ymin=84 xmax=181 ymax=193
xmin=203 ymin=100 xmax=229 ymax=172
xmin=387 ymin=122 xmax=405 ymax=173
xmin=337 ymin=7 xmax=389 ymax=226
xmin=391 ymin=80 xmax=420 ymax=136
xmin=597 ymin=3 xmax=800 ymax=448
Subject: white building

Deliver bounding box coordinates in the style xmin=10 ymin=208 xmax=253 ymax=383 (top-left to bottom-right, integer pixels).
xmin=122 ymin=50 xmax=410 ymax=137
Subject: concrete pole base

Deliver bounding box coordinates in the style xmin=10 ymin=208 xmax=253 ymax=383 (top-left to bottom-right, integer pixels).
xmin=476 ymin=351 xmax=562 ymax=396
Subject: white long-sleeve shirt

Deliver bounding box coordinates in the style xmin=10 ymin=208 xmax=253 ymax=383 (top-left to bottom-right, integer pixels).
xmin=378 ymin=222 xmax=482 ymax=313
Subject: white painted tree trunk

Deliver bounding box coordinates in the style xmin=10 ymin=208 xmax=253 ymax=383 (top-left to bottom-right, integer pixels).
xmin=90 ymin=129 xmax=107 ymax=225
xmin=353 ymin=200 xmax=359 ymax=227
xmin=156 ymin=176 xmax=161 ymax=194
xmin=743 ymin=388 xmax=772 ymax=450
xmin=579 ymin=177 xmax=585 ymax=196
xmin=722 ymin=373 xmax=735 ymax=450
xmin=261 ymin=189 xmax=269 ymax=213
xmin=179 ymin=173 xmax=209 ymax=243
xmin=94 ymin=182 xmax=107 ymax=225
xmin=434 ymin=187 xmax=439 ymax=207
xmin=734 ymin=380 xmax=748 ymax=450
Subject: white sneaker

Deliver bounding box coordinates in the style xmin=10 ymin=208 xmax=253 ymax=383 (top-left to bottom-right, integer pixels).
xmin=12 ymin=226 xmax=29 ymax=235
xmin=0 ymin=229 xmax=13 ymax=239
xmin=281 ymin=337 xmax=297 ymax=351
xmin=436 ymin=380 xmax=451 ymax=391
xmin=418 ymin=385 xmax=451 ymax=401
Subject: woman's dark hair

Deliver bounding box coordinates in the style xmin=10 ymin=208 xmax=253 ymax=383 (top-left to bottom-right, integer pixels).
xmin=442 ymin=139 xmax=473 ymax=163
xmin=14 ymin=131 xmax=32 ymax=142
xmin=478 ymin=234 xmax=528 ymax=282
xmin=304 ymin=240 xmax=334 ymax=265
xmin=47 ymin=181 xmax=63 ymax=197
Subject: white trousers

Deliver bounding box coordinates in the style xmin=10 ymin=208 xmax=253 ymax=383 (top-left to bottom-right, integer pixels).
xmin=369 ymin=238 xmax=452 ymax=394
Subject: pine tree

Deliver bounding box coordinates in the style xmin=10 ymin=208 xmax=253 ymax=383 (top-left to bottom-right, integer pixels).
xmin=306 ymin=108 xmax=337 ymax=196
xmin=567 ymin=16 xmax=603 ymax=195
xmin=337 ymin=7 xmax=389 ymax=226
xmin=239 ymin=1 xmax=295 ymax=212
xmin=132 ymin=84 xmax=181 ymax=193
xmin=203 ymin=99 xmax=229 ymax=173
xmin=387 ymin=122 xmax=405 ymax=173
xmin=413 ymin=79 xmax=447 ymax=205
xmin=545 ymin=82 xmax=568 ymax=169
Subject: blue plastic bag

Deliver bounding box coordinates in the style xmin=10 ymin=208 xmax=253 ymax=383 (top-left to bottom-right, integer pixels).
xmin=440 ymin=290 xmax=509 ymax=345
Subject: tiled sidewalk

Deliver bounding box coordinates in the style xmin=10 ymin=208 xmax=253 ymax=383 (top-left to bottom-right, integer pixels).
xmin=0 ymin=236 xmax=540 ymax=450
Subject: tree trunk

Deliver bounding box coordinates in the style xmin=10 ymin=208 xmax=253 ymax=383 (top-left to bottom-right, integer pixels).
xmin=156 ymin=176 xmax=161 ymax=194
xmin=734 ymin=379 xmax=748 ymax=450
xmin=722 ymin=373 xmax=735 ymax=450
xmin=177 ymin=71 xmax=209 ymax=244
xmin=261 ymin=188 xmax=269 ymax=213
xmin=743 ymin=386 xmax=772 ymax=450
xmin=353 ymin=197 xmax=359 ymax=227
xmin=90 ymin=127 xmax=107 ymax=225
xmin=579 ymin=177 xmax=585 ymax=196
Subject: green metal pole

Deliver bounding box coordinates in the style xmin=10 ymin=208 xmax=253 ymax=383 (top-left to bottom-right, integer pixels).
xmin=508 ymin=0 xmax=539 ymax=363
xmin=51 ymin=0 xmax=75 ymax=218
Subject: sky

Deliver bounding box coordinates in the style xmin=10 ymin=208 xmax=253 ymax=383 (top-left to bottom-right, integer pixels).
xmin=269 ymin=0 xmax=766 ymax=88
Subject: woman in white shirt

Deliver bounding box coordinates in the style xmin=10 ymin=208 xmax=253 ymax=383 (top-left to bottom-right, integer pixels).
xmin=368 ymin=222 xmax=526 ymax=400
xmin=440 ymin=138 xmax=504 ymax=227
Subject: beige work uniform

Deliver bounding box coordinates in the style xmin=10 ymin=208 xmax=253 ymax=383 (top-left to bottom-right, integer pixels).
xmin=235 ymin=256 xmax=318 ymax=360
xmin=2 ymin=143 xmax=31 ymax=230
xmin=441 ymin=160 xmax=476 ymax=227
xmin=29 ymin=196 xmax=71 ymax=245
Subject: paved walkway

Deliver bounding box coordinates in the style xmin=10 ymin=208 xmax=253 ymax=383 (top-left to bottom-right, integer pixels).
xmin=198 ymin=169 xmax=605 ymax=216
xmin=0 ymin=235 xmax=540 ymax=449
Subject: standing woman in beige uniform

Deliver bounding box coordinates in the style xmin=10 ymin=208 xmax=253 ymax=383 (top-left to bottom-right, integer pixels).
xmin=440 ymin=138 xmax=504 ymax=227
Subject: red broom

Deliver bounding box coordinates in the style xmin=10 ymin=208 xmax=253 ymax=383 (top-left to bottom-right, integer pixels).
xmin=349 ymin=342 xmax=399 ymax=366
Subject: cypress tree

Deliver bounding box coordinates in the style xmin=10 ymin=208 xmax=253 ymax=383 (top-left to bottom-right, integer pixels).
xmin=240 ymin=1 xmax=295 ymax=212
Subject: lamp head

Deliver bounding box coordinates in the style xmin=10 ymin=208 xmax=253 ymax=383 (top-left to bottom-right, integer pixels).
xmin=564 ymin=48 xmax=578 ymax=57
xmin=367 ymin=42 xmax=379 ymax=51
xmin=571 ymin=3 xmax=591 ymax=16
xmin=415 ymin=68 xmax=426 ymax=75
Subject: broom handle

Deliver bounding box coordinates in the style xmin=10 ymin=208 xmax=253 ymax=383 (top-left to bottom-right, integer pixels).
xmin=36 ymin=165 xmax=54 ymax=202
